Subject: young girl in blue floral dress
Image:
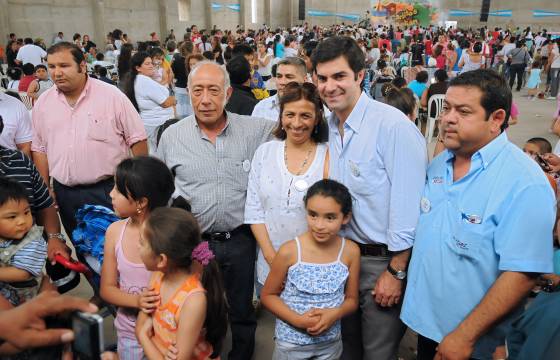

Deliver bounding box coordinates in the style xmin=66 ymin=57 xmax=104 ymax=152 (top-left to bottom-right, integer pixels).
xmin=261 ymin=179 xmax=360 ymax=360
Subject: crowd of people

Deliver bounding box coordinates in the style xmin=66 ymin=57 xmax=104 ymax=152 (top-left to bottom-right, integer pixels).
xmin=0 ymin=20 xmax=559 ymax=360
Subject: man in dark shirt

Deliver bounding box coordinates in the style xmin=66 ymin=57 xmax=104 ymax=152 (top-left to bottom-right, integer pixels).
xmin=225 ymin=56 xmax=258 ymax=116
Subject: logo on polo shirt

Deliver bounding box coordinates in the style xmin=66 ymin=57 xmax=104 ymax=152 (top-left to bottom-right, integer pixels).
xmin=432 ymin=176 xmax=444 ymax=184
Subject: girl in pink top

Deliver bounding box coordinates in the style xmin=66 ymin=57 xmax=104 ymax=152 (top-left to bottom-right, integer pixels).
xmin=100 ymin=156 xmax=175 ymax=360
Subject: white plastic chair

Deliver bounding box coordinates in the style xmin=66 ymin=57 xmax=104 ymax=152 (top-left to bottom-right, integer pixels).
xmin=18 ymin=92 xmax=33 ymax=110
xmin=425 ymin=94 xmax=445 ymax=143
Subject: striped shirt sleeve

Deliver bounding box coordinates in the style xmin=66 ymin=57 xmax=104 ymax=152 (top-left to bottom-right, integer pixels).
xmin=9 ymin=237 xmax=47 ymax=277
xmin=28 ymin=158 xmax=54 ymax=211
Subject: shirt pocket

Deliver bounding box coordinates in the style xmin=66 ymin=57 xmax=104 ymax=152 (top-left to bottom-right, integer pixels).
xmin=446 ymin=218 xmax=484 ymax=261
xmin=346 ymin=159 xmax=381 ymax=196
xmin=224 ymin=157 xmax=250 ymax=191
xmin=87 ymin=113 xmax=111 ymax=142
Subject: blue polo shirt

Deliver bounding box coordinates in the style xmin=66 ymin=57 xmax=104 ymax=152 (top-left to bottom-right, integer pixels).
xmin=401 ymin=132 xmax=555 ymax=359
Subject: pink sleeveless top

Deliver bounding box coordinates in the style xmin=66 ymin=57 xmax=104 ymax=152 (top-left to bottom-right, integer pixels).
xmin=114 ymin=218 xmax=152 ymax=339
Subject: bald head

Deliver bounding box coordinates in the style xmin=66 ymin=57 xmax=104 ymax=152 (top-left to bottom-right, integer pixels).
xmin=187 ymin=61 xmax=233 ymax=127
xmin=187 ymin=60 xmax=230 ymax=91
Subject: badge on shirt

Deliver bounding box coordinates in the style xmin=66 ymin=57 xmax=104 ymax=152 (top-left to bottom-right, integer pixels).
xmin=432 ymin=176 xmax=444 ymax=184
xmin=294 ymin=179 xmax=308 ymax=192
xmin=462 ymin=213 xmax=482 ymax=224
xmin=242 ymin=159 xmax=251 ymax=172
xmin=349 ymin=160 xmax=360 ymax=177
xmin=420 ymin=197 xmax=431 ymax=213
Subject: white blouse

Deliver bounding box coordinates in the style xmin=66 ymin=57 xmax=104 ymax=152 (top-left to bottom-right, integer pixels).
xmin=244 ymin=140 xmax=328 ymax=284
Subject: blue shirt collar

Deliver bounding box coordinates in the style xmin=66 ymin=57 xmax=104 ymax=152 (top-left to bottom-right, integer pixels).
xmin=328 ymin=92 xmax=369 ymax=134
xmin=445 ymin=132 xmax=509 ymax=169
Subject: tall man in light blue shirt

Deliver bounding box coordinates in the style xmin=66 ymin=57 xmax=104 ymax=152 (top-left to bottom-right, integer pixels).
xmin=401 ymin=69 xmax=555 ymax=360
xmin=312 ymin=36 xmax=428 ymax=360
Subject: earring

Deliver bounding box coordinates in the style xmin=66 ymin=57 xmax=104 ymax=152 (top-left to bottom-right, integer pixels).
xmin=136 ymin=208 xmax=142 ymax=214
xmin=313 ymin=126 xmax=319 ymax=135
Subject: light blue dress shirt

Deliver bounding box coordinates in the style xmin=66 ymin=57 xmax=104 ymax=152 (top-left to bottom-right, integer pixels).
xmin=328 ymin=92 xmax=427 ymax=250
xmin=401 ymin=132 xmax=555 ymax=359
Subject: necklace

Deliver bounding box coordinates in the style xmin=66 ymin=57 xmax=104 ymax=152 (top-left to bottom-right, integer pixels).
xmin=284 ymin=141 xmax=313 ymax=176
xmin=284 ymin=141 xmax=315 ymax=207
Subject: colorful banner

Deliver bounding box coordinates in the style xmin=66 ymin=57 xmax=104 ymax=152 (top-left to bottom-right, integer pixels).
xmin=307 ymin=10 xmax=360 ymax=22
xmin=211 ymin=2 xmax=240 ymax=12
xmin=533 ymin=9 xmax=560 ymax=17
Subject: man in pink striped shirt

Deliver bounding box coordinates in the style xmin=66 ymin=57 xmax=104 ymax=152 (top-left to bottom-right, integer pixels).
xmin=31 ymin=42 xmax=147 ymax=268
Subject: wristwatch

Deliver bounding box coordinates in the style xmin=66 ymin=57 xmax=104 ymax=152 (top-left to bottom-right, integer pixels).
xmin=387 ymin=264 xmax=407 ymax=280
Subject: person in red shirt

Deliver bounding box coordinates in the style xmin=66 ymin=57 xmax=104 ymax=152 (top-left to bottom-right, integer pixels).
xmin=378 ymin=34 xmax=392 ymax=52
xmin=18 ymin=63 xmax=36 ymax=92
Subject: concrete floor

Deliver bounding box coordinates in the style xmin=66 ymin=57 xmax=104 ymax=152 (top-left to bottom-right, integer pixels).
xmin=65 ymin=89 xmax=559 ymax=359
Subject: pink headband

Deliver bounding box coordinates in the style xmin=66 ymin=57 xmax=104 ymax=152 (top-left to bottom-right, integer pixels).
xmin=192 ymin=241 xmax=215 ymax=266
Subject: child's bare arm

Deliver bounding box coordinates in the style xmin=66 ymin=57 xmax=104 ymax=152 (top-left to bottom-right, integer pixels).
xmin=136 ymin=312 xmax=164 ymax=360
xmin=100 ymin=222 xmax=143 ymax=309
xmin=175 ymin=292 xmax=206 ymax=360
xmin=261 ymin=241 xmax=317 ymax=330
xmin=100 ymin=222 xmax=160 ymax=312
xmin=0 ymin=266 xmax=33 ymax=282
xmin=307 ymin=240 xmax=361 ymax=336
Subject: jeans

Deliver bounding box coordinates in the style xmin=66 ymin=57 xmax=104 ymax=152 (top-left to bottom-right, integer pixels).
xmin=509 ymin=63 xmax=525 ymax=91
xmin=550 ymin=68 xmax=560 ymax=97
xmin=208 ymin=227 xmax=257 ymax=360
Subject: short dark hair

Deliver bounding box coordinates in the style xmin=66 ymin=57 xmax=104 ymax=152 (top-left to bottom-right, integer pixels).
xmin=22 ymin=63 xmax=35 ymax=75
xmin=0 ymin=177 xmax=29 ymax=208
xmin=302 ymin=40 xmax=318 ymax=57
xmin=392 ymin=76 xmax=407 ymax=88
xmin=24 ymin=38 xmax=33 ymax=45
xmin=35 ymin=64 xmax=47 ymax=72
xmin=273 ymin=82 xmax=328 ymax=143
xmin=98 ymin=67 xmax=108 ymax=77
xmin=434 ymin=69 xmax=449 ymax=82
xmin=311 ymin=36 xmax=365 ymax=76
xmin=47 ymin=42 xmax=85 ymax=66
xmin=527 ymin=137 xmax=552 ymax=154
xmin=96 ymin=53 xmax=104 ymax=61
xmin=232 ymin=44 xmax=254 ymax=57
xmin=415 ymin=71 xmax=429 ymax=83
xmin=449 ymin=69 xmax=512 ymax=132
xmin=226 ymin=55 xmax=251 ymax=85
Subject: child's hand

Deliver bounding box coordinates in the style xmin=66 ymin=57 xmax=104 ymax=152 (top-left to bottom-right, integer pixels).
xmin=306 ymin=308 xmax=341 ymax=336
xmin=296 ymin=310 xmax=320 ymax=330
xmin=138 ymin=288 xmax=160 ymax=314
xmin=165 ymin=342 xmax=178 ymax=360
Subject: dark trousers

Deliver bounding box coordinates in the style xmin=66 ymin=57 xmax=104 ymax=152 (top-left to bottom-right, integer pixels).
xmin=417 ymin=334 xmax=438 ymax=360
xmin=509 ymin=64 xmax=525 ymax=91
xmin=341 ymin=255 xmax=406 ymax=360
xmin=417 ymin=335 xmax=479 ymax=360
xmin=208 ymin=227 xmax=257 ymax=360
xmin=53 ymin=179 xmax=114 ymax=243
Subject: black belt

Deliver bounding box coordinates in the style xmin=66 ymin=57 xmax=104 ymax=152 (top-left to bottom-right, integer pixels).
xmin=202 ymin=224 xmax=250 ymax=242
xmin=357 ymin=242 xmax=392 ymax=257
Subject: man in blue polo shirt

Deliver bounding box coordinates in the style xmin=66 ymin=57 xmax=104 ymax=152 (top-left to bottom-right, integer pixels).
xmin=401 ymin=69 xmax=555 ymax=360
